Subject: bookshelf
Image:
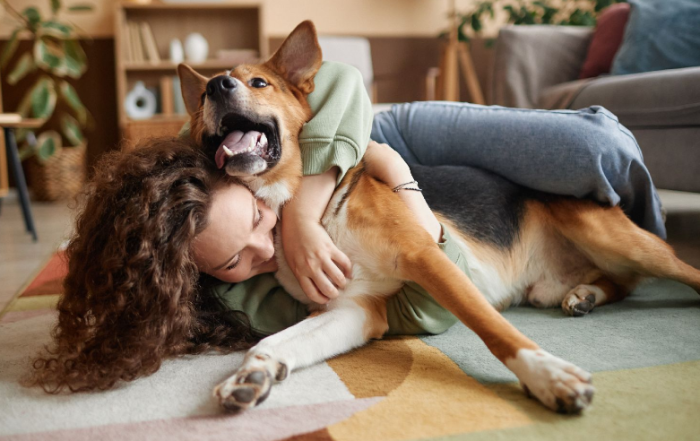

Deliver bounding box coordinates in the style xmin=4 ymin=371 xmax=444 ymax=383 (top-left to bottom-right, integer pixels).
xmin=114 ymin=1 xmax=266 ymax=145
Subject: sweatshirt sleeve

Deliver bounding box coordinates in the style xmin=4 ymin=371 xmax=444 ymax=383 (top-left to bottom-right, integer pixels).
xmin=211 ymin=274 xmax=308 ymax=337
xmin=300 ymin=61 xmax=374 ymax=184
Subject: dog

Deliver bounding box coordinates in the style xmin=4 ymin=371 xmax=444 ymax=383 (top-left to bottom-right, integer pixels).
xmin=178 ymin=21 xmax=700 ymax=414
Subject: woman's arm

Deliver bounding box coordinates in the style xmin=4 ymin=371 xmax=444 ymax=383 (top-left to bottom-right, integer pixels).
xmin=281 ymin=167 xmax=352 ymax=305
xmin=281 ymin=62 xmax=373 ymax=305
xmin=363 ymin=141 xmax=442 ymax=242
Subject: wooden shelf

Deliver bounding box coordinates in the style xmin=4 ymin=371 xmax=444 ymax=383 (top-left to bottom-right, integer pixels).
xmin=121 ymin=2 xmax=262 ymax=11
xmin=126 ymin=114 xmax=187 ymax=124
xmin=115 ymin=1 xmax=265 ymax=143
xmin=124 ymin=59 xmax=258 ymax=72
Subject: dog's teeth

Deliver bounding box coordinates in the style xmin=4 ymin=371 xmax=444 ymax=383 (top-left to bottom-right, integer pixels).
xmin=223 ymin=145 xmax=234 ymax=157
xmin=249 ymin=137 xmax=256 ymax=150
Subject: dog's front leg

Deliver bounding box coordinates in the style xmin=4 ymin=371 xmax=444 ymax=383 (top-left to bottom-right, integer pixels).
xmin=214 ymin=298 xmax=380 ymax=411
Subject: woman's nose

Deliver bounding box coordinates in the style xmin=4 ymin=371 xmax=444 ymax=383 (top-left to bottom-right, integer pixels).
xmin=254 ymin=232 xmax=275 ymax=262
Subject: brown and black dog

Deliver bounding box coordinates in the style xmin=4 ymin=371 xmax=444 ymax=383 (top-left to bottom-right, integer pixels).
xmin=178 ymin=21 xmax=700 ymax=414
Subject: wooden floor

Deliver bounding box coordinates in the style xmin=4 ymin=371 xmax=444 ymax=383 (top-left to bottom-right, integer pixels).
xmin=1 ymin=189 xmax=699 ymax=313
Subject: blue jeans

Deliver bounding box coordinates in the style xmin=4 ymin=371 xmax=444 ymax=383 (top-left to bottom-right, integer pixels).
xmin=372 ymin=102 xmax=666 ymax=239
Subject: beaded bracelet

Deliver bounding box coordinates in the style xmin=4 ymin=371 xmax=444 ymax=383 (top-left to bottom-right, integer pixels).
xmin=392 ymin=180 xmax=423 ymax=192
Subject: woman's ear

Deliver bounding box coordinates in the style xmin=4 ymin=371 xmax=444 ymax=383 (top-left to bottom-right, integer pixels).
xmin=178 ymin=64 xmax=209 ymax=115
xmin=265 ymin=21 xmax=323 ymax=95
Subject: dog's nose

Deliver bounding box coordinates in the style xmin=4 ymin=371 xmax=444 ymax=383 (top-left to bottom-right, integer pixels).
xmin=206 ymin=76 xmax=236 ymax=97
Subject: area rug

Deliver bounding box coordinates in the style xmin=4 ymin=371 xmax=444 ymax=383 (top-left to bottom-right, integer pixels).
xmin=1 ymin=252 xmax=699 ymax=441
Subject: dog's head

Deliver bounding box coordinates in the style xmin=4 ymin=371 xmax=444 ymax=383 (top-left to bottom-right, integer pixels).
xmin=178 ymin=21 xmax=322 ymax=181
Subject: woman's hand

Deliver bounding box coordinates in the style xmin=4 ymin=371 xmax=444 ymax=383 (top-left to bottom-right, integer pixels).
xmin=364 ymin=141 xmax=442 ymax=242
xmin=281 ymin=167 xmax=353 ymax=304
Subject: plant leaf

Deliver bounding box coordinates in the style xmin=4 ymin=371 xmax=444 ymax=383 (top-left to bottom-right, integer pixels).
xmin=63 ymin=39 xmax=87 ymax=78
xmin=34 ymin=37 xmax=65 ymax=74
xmin=0 ymin=28 xmax=21 ymax=69
xmin=22 ymin=7 xmax=41 ymax=29
xmin=471 ymin=14 xmax=482 ymax=32
xmin=18 ymin=142 xmax=36 ymax=161
xmin=16 ymin=86 xmax=35 ymax=117
xmin=58 ymin=80 xmax=87 ymax=124
xmin=67 ymin=4 xmax=93 ymax=12
xmin=31 ymin=77 xmax=58 ymax=119
xmin=35 ymin=130 xmax=62 ymax=163
xmin=7 ymin=53 xmax=35 ymax=85
xmin=51 ymin=0 xmax=61 ymax=14
xmin=40 ymin=21 xmax=73 ymax=38
xmin=61 ymin=114 xmax=83 ymax=145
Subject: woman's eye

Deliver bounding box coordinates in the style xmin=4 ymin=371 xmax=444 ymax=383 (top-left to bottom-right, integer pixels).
xmin=251 ymin=78 xmax=268 ymax=88
xmin=226 ymin=256 xmax=240 ymax=271
xmin=254 ymin=208 xmax=263 ymax=227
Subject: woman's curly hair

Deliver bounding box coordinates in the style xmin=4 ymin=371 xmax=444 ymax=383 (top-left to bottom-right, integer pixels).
xmin=29 ymin=137 xmax=258 ymax=393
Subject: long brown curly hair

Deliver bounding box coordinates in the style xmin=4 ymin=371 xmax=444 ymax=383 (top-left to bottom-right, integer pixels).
xmin=29 ymin=137 xmax=258 ymax=393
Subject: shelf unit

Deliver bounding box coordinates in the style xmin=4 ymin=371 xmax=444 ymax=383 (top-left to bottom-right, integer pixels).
xmin=114 ymin=1 xmax=266 ymax=145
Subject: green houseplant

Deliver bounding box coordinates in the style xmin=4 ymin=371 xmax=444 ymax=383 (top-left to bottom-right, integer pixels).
xmin=0 ymin=0 xmax=93 ymax=200
xmin=453 ymin=0 xmax=626 ymax=42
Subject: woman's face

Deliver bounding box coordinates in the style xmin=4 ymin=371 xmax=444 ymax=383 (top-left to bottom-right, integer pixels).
xmin=192 ymin=183 xmax=278 ymax=283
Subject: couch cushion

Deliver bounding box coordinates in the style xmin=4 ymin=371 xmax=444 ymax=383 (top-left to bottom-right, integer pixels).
xmin=569 ymin=66 xmax=700 ymax=128
xmin=579 ymin=3 xmax=631 ymax=79
xmin=611 ymin=0 xmax=700 ymax=75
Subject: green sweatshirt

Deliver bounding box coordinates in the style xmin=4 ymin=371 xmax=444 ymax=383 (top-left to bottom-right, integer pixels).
xmin=182 ymin=61 xmax=461 ymax=336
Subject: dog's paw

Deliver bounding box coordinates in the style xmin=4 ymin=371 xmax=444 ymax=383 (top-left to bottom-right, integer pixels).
xmin=562 ymin=285 xmax=600 ymax=317
xmin=214 ymin=367 xmax=273 ymax=412
xmin=213 ymin=352 xmax=289 ymax=412
xmin=508 ymin=349 xmax=594 ymax=414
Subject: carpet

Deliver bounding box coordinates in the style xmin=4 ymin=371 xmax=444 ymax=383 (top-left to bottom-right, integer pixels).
xmin=1 ymin=252 xmax=699 ymax=441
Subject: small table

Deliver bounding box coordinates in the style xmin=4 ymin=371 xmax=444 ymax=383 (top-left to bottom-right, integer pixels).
xmin=0 ymin=115 xmax=45 ymax=242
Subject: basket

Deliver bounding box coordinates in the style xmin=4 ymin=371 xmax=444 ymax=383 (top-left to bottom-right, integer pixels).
xmin=123 ymin=118 xmax=187 ymax=150
xmin=26 ymin=144 xmax=87 ymax=202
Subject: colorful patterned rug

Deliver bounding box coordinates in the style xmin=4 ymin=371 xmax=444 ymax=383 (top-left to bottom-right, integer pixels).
xmin=1 ymin=252 xmax=699 ymax=441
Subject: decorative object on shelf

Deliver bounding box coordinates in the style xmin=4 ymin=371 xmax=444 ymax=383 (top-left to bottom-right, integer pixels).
xmin=184 ymin=33 xmax=209 ymax=64
xmin=0 ymin=0 xmax=93 ymax=201
xmin=169 ymin=38 xmax=184 ymax=64
xmin=124 ymin=81 xmax=157 ymax=120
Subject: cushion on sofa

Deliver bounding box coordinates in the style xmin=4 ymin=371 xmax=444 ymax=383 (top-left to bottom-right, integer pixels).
xmin=611 ymin=0 xmax=700 ymax=75
xmin=579 ymin=3 xmax=631 ymax=79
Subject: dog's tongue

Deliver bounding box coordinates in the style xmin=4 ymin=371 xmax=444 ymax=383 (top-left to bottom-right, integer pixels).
xmin=215 ymin=130 xmax=262 ymax=169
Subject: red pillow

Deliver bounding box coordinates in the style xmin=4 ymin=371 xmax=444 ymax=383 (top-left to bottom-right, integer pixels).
xmin=579 ymin=3 xmax=631 ymax=79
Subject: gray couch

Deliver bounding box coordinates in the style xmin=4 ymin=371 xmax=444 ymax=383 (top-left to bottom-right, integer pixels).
xmin=491 ymin=25 xmax=700 ymax=193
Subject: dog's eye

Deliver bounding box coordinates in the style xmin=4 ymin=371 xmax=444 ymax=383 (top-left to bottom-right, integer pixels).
xmin=251 ymin=78 xmax=268 ymax=88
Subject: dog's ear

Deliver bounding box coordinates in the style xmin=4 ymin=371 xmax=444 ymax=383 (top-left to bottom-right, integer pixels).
xmin=177 ymin=64 xmax=209 ymax=115
xmin=266 ymin=20 xmax=322 ymax=94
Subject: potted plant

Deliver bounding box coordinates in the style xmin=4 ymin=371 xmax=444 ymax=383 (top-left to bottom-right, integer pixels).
xmin=0 ymin=0 xmax=93 ymax=201
xmin=452 ymin=0 xmax=626 ymax=42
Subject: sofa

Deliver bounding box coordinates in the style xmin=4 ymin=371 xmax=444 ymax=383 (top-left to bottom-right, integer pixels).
xmin=491 ymin=25 xmax=700 ymax=193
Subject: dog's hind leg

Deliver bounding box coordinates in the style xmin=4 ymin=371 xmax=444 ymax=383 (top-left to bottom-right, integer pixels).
xmin=546 ymin=199 xmax=700 ymax=294
xmin=344 ymin=176 xmax=595 ymax=413
xmin=213 ymin=298 xmax=385 ymax=412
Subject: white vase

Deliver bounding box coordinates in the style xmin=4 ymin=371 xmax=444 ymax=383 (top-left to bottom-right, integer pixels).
xmin=169 ymin=39 xmax=184 ymax=64
xmin=124 ymin=81 xmax=157 ymax=120
xmin=185 ymin=33 xmax=209 ymax=64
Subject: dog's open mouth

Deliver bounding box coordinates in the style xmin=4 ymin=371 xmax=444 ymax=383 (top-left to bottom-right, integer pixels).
xmin=210 ymin=113 xmax=280 ymax=172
